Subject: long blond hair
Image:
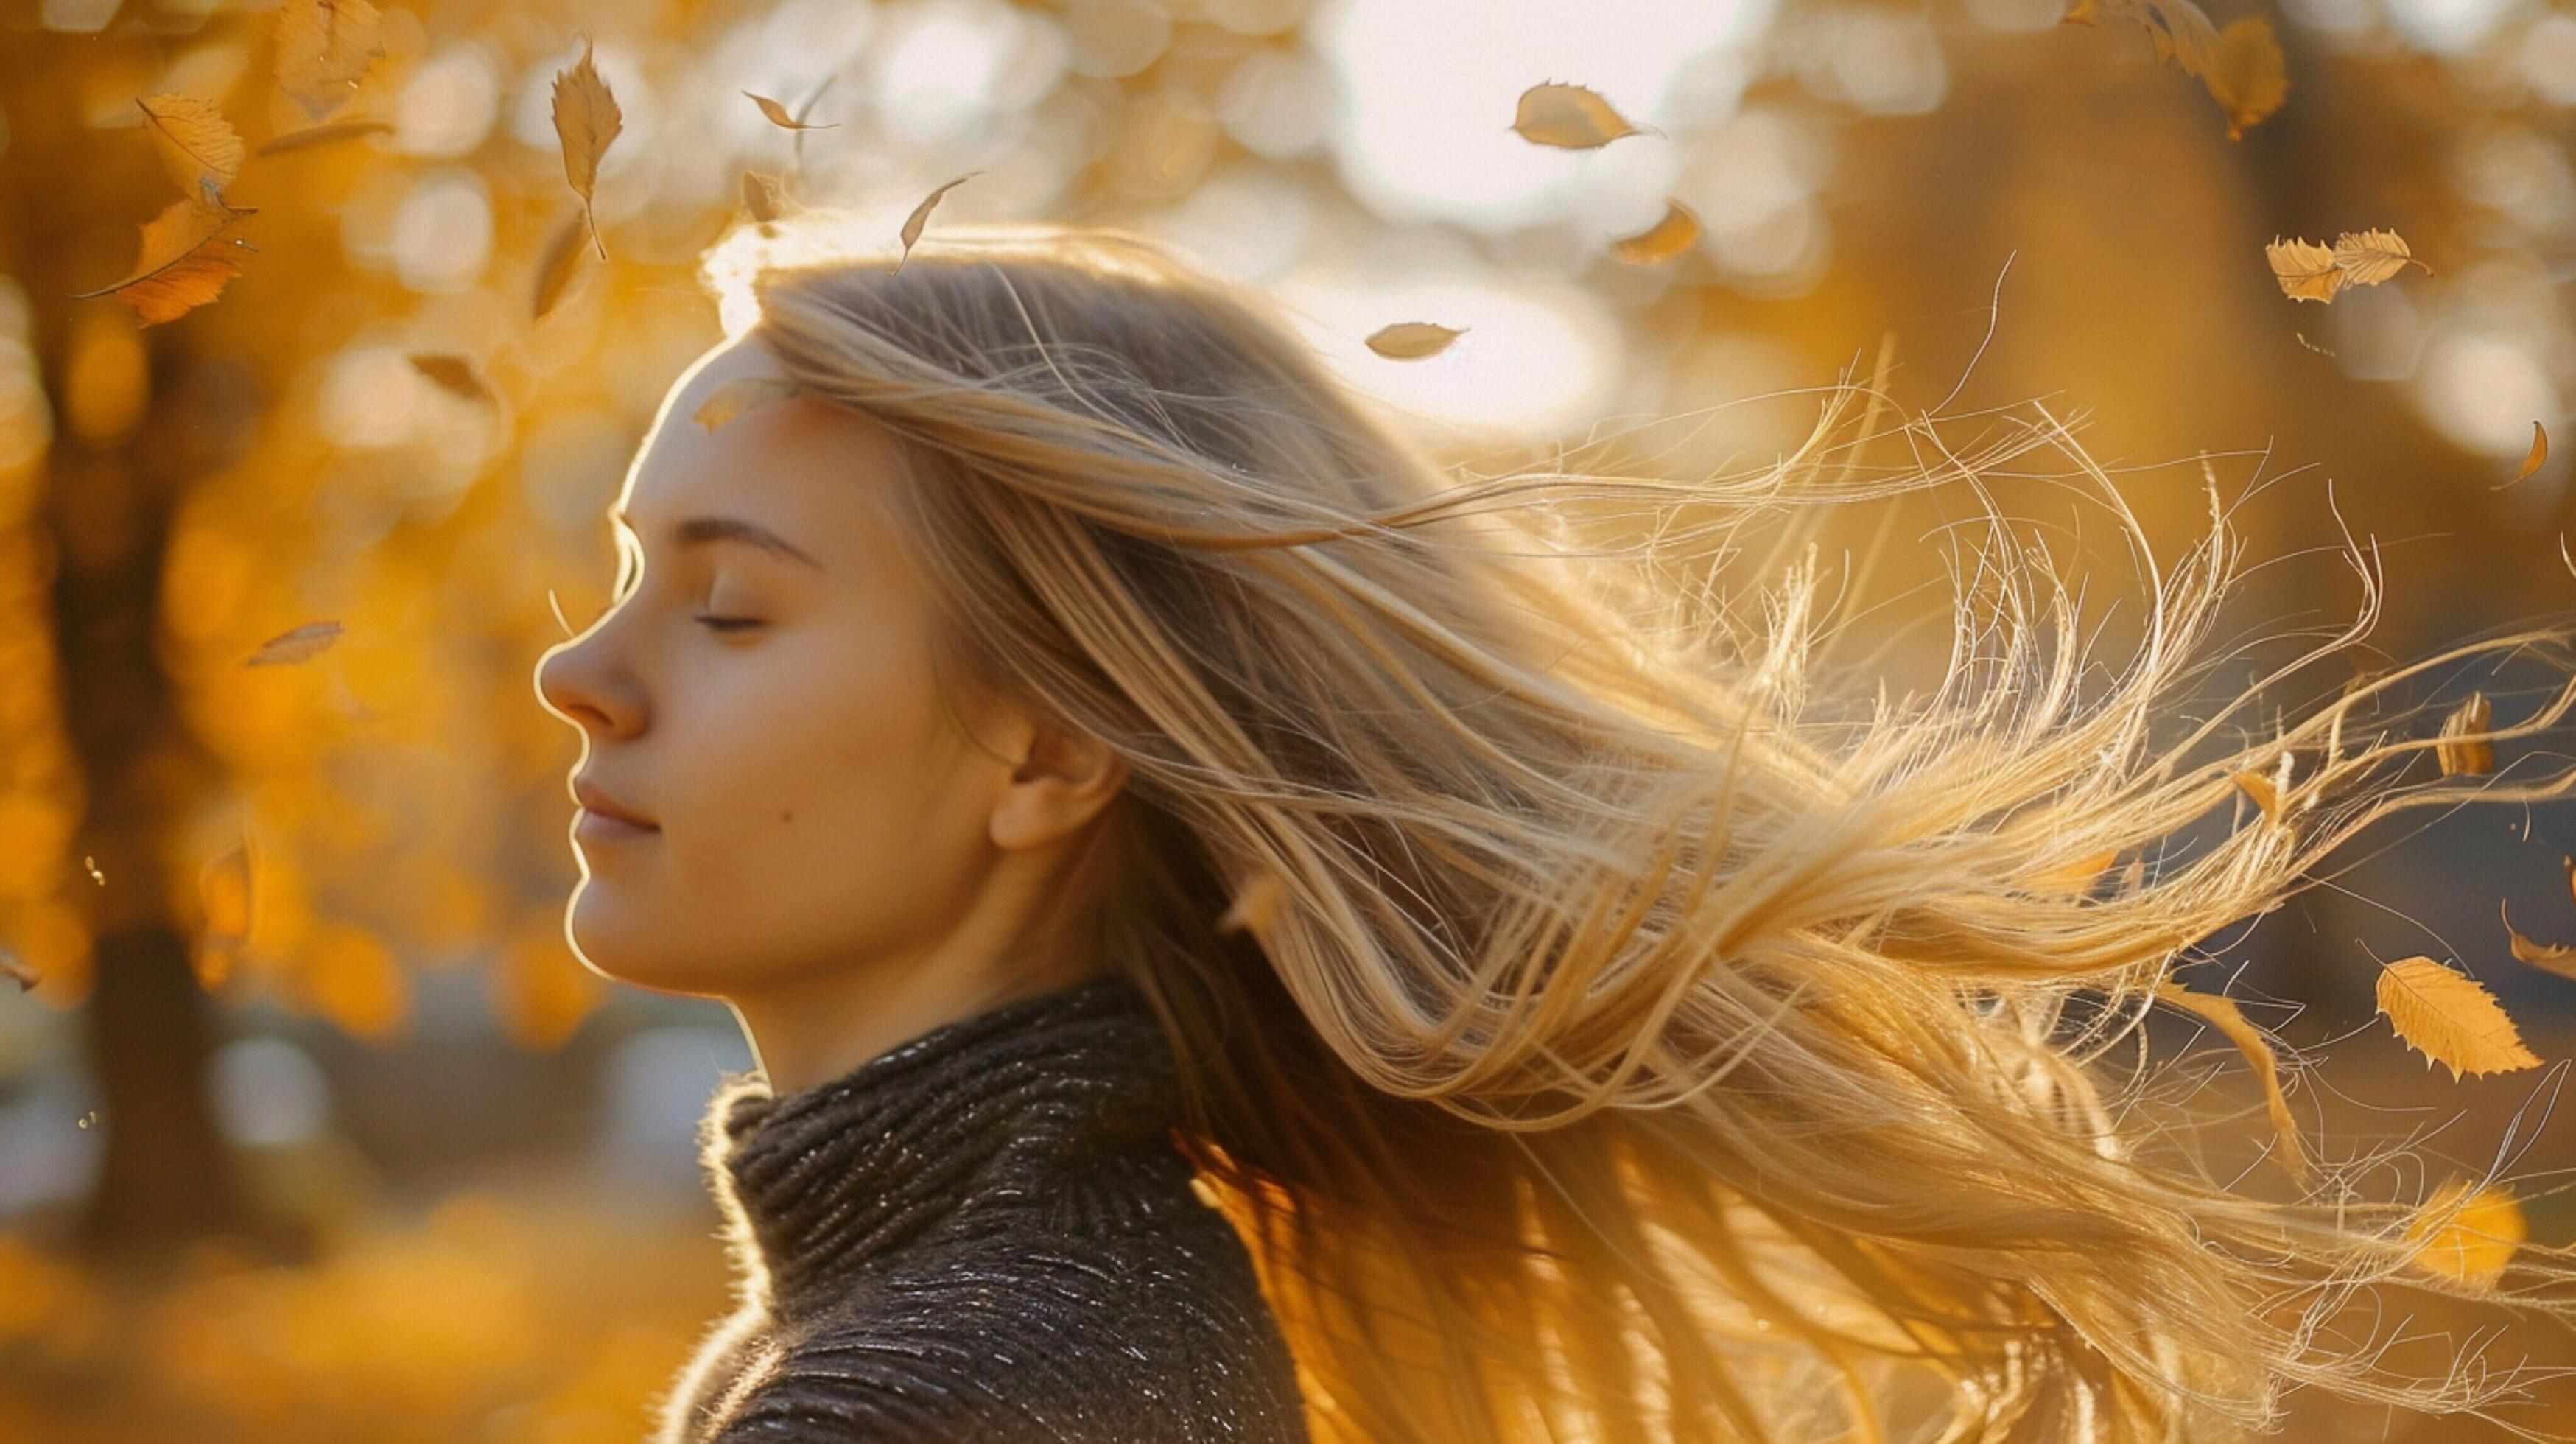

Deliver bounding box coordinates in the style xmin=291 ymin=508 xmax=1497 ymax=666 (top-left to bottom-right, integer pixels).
xmin=702 ymin=211 xmax=2576 ymax=1442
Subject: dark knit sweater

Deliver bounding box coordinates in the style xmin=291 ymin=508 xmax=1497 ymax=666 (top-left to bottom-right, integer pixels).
xmin=653 ymin=974 xmax=1314 ymax=1443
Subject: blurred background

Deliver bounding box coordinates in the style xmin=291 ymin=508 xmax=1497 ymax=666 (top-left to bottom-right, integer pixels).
xmin=9 ymin=0 xmax=2576 ymax=1437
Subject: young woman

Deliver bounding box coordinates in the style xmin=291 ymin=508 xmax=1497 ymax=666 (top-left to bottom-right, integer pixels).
xmin=535 ymin=212 xmax=2576 ymax=1442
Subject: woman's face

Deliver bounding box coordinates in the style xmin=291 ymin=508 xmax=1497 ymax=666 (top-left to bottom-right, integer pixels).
xmin=533 ymin=334 xmax=1021 ymax=1000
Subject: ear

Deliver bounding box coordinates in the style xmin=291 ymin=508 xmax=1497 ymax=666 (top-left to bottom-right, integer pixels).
xmin=989 ymin=716 xmax=1129 ymax=852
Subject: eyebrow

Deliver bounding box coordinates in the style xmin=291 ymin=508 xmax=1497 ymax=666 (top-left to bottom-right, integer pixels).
xmin=610 ymin=506 xmax=823 ymax=569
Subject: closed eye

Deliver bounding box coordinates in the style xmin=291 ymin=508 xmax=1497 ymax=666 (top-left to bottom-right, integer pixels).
xmin=695 ymin=614 xmax=763 ymax=633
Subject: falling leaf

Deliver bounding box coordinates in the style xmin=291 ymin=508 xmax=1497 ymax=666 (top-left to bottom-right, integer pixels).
xmin=551 ymin=38 xmax=623 ymax=262
xmin=254 ymin=118 xmax=393 ymax=155
xmin=2503 ymin=900 xmax=2576 ymax=982
xmin=2030 ymin=848 xmax=2119 ymax=894
xmin=743 ymin=91 xmax=838 ymax=130
xmin=1216 ymin=869 xmax=1286 ymax=939
xmin=1366 ymin=321 xmax=1465 ymax=360
xmin=2373 ymin=956 xmax=2543 ymax=1082
xmin=2203 ymin=17 xmax=2287 ymax=141
xmin=2063 ymin=0 xmax=2286 ymax=139
xmin=2266 ymin=229 xmax=2428 ymax=304
xmin=895 ymin=172 xmax=982 ymax=273
xmin=245 ymin=619 xmax=343 ymax=666
xmin=273 ymin=0 xmax=385 ymax=122
xmin=2155 ymin=980 xmax=2313 ymax=1184
xmin=0 ymin=948 xmax=36 ymax=992
xmin=741 ymin=169 xmax=785 ymax=224
xmin=194 ymin=830 xmax=254 ymax=989
xmin=2404 ymin=1177 xmax=2524 ymax=1291
xmin=2494 ymin=421 xmax=2549 ymax=491
xmin=136 ymin=94 xmax=245 ymax=201
xmin=692 ymin=375 xmax=797 ymax=432
xmin=1512 ymin=81 xmax=1652 ymax=149
xmin=70 ymin=197 xmax=250 ymax=326
xmin=1610 ymin=200 xmax=1701 ymax=265
xmin=530 ymin=210 xmax=589 ymax=323
xmin=407 ymin=352 xmax=494 ymax=405
xmin=2228 ymin=768 xmax=2281 ymax=822
xmin=2436 ymin=692 xmax=2493 ymax=776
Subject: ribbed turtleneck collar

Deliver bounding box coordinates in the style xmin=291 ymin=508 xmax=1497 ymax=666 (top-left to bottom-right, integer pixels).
xmin=699 ymin=973 xmax=1187 ymax=1320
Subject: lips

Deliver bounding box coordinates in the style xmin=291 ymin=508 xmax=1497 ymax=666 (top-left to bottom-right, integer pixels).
xmin=571 ymin=775 xmax=657 ymax=830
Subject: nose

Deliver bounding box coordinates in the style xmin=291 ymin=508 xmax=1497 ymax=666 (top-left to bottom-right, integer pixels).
xmin=534 ymin=623 xmax=642 ymax=740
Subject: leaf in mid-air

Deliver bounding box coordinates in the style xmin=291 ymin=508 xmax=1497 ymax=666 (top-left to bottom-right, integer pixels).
xmin=2404 ymin=1177 xmax=2524 ymax=1291
xmin=407 ymin=353 xmax=496 ymax=405
xmin=1512 ymin=81 xmax=1653 ymax=149
xmin=71 ymin=197 xmax=252 ymax=326
xmin=274 ymin=0 xmax=385 ymax=121
xmin=744 ymin=91 xmax=838 ymax=130
xmin=2435 ymin=692 xmax=2493 ymax=776
xmin=2373 ymin=956 xmax=2543 ymax=1082
xmin=2154 ymin=980 xmax=2313 ymax=1184
xmin=551 ymin=38 xmax=624 ymax=261
xmin=2266 ymin=229 xmax=2429 ymax=303
xmin=245 ymin=619 xmax=344 ymax=666
xmin=1366 ymin=321 xmax=1465 ymax=360
xmin=1610 ymin=200 xmax=1702 ymax=265
xmin=136 ymin=94 xmax=245 ymax=201
xmin=530 ymin=208 xmax=589 ymax=323
xmin=256 ymin=119 xmax=393 ymax=156
xmin=895 ymin=172 xmax=981 ymax=273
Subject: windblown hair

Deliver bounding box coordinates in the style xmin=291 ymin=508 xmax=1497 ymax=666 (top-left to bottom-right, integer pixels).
xmin=699 ymin=210 xmax=2576 ymax=1442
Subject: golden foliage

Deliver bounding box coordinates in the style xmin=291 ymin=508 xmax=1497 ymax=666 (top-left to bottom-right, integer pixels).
xmin=2266 ymin=228 xmax=2429 ymax=303
xmin=743 ymin=91 xmax=837 ymax=130
xmin=1511 ymin=81 xmax=1652 ymax=149
xmin=71 ymin=197 xmax=250 ymax=326
xmin=273 ymin=0 xmax=386 ymax=122
xmin=1366 ymin=320 xmax=1465 ymax=359
xmin=2228 ymin=768 xmax=2281 ymax=822
xmin=2154 ymin=981 xmax=2313 ymax=1184
xmin=896 ymin=172 xmax=981 ymax=273
xmin=550 ymin=39 xmax=623 ymax=262
xmin=2404 ymin=1177 xmax=2526 ymax=1291
xmin=136 ymin=94 xmax=244 ymax=203
xmin=2502 ymin=900 xmax=2576 ymax=981
xmin=2373 ymin=956 xmax=2544 ymax=1081
xmin=2063 ymin=0 xmax=2288 ymax=139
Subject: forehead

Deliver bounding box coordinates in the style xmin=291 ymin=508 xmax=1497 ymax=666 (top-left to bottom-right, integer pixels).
xmin=616 ymin=334 xmax=911 ymax=561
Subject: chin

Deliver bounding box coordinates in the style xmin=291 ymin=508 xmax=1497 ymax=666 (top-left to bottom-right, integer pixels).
xmin=563 ymin=889 xmax=715 ymax=996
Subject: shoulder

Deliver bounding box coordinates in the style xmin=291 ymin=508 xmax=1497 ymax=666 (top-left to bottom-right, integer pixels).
xmin=706 ymin=1223 xmax=1310 ymax=1443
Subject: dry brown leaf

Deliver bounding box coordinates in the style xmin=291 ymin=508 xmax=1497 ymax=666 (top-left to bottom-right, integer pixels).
xmin=0 ymin=947 xmax=37 ymax=992
xmin=2204 ymin=17 xmax=2287 ymax=141
xmin=407 ymin=352 xmax=494 ymax=405
xmin=1512 ymin=81 xmax=1652 ymax=149
xmin=2494 ymin=421 xmax=2549 ymax=490
xmin=2063 ymin=0 xmax=2285 ymax=139
xmin=255 ymin=118 xmax=393 ymax=155
xmin=2267 ymin=229 xmax=2427 ymax=304
xmin=2154 ymin=980 xmax=2313 ymax=1184
xmin=2031 ymin=848 xmax=2119 ymax=894
xmin=71 ymin=197 xmax=250 ymax=326
xmin=2374 ymin=956 xmax=2543 ymax=1082
xmin=1366 ymin=321 xmax=1466 ymax=360
xmin=137 ymin=94 xmax=245 ymax=202
xmin=530 ymin=208 xmax=589 ymax=323
xmin=274 ymin=0 xmax=385 ymax=122
xmin=2264 ymin=237 xmax=2342 ymax=302
xmin=2436 ymin=692 xmax=2493 ymax=776
xmin=551 ymin=38 xmax=623 ymax=262
xmin=2503 ymin=899 xmax=2576 ymax=981
xmin=1216 ymin=869 xmax=1286 ymax=939
xmin=245 ymin=619 xmax=343 ymax=666
xmin=1610 ymin=200 xmax=1701 ymax=265
xmin=744 ymin=91 xmax=838 ymax=130
xmin=2228 ymin=768 xmax=2281 ymax=822
xmin=692 ymin=376 xmax=797 ymax=432
xmin=2404 ymin=1177 xmax=2524 ymax=1291
xmin=741 ymin=169 xmax=785 ymax=225
xmin=896 ymin=172 xmax=982 ymax=273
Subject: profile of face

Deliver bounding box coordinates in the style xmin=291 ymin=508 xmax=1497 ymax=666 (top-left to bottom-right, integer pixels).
xmin=533 ymin=334 xmax=1124 ymax=1014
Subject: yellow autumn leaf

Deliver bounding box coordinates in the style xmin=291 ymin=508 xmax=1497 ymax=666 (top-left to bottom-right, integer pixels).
xmin=136 ymin=94 xmax=244 ymax=202
xmin=1366 ymin=321 xmax=1465 ymax=360
xmin=2502 ymin=900 xmax=2576 ymax=982
xmin=2331 ymin=228 xmax=2427 ymax=287
xmin=1610 ymin=200 xmax=1702 ymax=265
xmin=2154 ymin=981 xmax=2313 ymax=1184
xmin=2264 ymin=236 xmax=2342 ymax=302
xmin=743 ymin=91 xmax=838 ymax=130
xmin=2497 ymin=421 xmax=2549 ymax=490
xmin=551 ymin=38 xmax=623 ymax=262
xmin=2228 ymin=768 xmax=2281 ymax=822
xmin=273 ymin=0 xmax=385 ymax=122
xmin=2436 ymin=692 xmax=2493 ymax=776
xmin=896 ymin=172 xmax=983 ymax=274
xmin=2374 ymin=956 xmax=2543 ymax=1082
xmin=1512 ymin=81 xmax=1652 ymax=149
xmin=692 ymin=376 xmax=798 ymax=432
xmin=245 ymin=619 xmax=343 ymax=666
xmin=2404 ymin=1177 xmax=2524 ymax=1291
xmin=406 ymin=352 xmax=494 ymax=405
xmin=255 ymin=118 xmax=393 ymax=156
xmin=2205 ymin=17 xmax=2287 ymax=141
xmin=70 ymin=197 xmax=250 ymax=326
xmin=530 ymin=208 xmax=589 ymax=323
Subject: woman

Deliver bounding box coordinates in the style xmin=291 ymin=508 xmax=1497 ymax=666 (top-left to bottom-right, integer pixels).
xmin=536 ymin=211 xmax=2576 ymax=1442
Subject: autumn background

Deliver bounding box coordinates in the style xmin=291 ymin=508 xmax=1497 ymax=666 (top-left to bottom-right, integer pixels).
xmin=9 ymin=0 xmax=2576 ymax=1437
